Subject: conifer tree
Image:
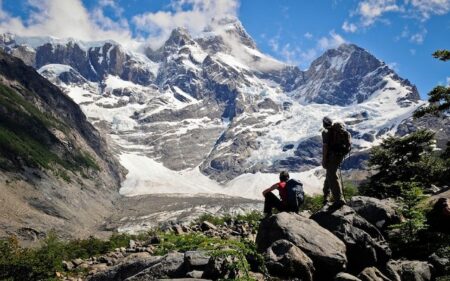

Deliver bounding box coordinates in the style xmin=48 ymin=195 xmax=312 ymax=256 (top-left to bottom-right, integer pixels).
xmin=414 ymin=49 xmax=450 ymax=118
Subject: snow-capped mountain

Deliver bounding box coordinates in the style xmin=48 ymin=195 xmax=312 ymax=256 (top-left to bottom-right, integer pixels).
xmin=0 ymin=17 xmax=423 ymax=199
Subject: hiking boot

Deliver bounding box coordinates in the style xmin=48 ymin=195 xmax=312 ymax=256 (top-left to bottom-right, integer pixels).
xmin=332 ymin=199 xmax=346 ymax=208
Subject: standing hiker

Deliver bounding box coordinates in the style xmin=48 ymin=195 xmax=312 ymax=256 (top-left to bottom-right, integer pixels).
xmin=322 ymin=116 xmax=351 ymax=207
xmin=262 ymin=171 xmax=304 ymax=217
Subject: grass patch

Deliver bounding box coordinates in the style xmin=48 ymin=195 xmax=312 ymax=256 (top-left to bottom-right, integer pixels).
xmin=0 ymin=84 xmax=100 ymax=174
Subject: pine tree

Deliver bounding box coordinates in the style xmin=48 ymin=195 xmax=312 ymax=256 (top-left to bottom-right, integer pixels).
xmin=433 ymin=49 xmax=450 ymax=61
xmin=362 ymin=129 xmax=446 ymax=198
xmin=414 ymin=49 xmax=450 ymax=118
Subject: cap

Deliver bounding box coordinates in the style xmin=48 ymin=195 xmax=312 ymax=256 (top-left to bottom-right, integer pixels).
xmin=323 ymin=116 xmax=333 ymax=126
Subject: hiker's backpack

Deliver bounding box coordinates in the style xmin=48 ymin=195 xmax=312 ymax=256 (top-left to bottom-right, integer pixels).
xmin=285 ymin=179 xmax=305 ymax=212
xmin=329 ymin=122 xmax=351 ymax=155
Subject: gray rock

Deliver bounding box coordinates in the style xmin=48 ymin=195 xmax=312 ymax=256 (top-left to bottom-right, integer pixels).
xmin=428 ymin=253 xmax=449 ymax=275
xmin=201 ymin=221 xmax=217 ymax=231
xmin=203 ymin=255 xmax=241 ymax=280
xmin=62 ymin=260 xmax=74 ymax=271
xmin=311 ymin=205 xmax=391 ymax=272
xmin=87 ymin=254 xmax=162 ymax=281
xmin=385 ymin=260 xmax=434 ymax=281
xmin=125 ymin=252 xmax=186 ymax=281
xmin=72 ymin=258 xmax=84 ymax=266
xmin=335 ymin=272 xmax=362 ymax=281
xmin=256 ymin=212 xmax=347 ymax=280
xmin=184 ymin=251 xmax=210 ymax=270
xmin=348 ymin=196 xmax=400 ymax=231
xmin=358 ymin=267 xmax=391 ymax=281
xmin=186 ymin=270 xmax=204 ymax=278
xmin=265 ymin=239 xmax=314 ymax=281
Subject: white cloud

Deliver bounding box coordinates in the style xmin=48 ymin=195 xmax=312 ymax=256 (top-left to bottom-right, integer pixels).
xmin=409 ymin=28 xmax=427 ymax=44
xmin=387 ymin=62 xmax=400 ymax=72
xmin=0 ymin=0 xmax=239 ymax=50
xmin=342 ymin=21 xmax=357 ymax=33
xmin=410 ymin=48 xmax=416 ymax=55
xmin=0 ymin=0 xmax=135 ymax=48
xmin=268 ymin=37 xmax=280 ymax=52
xmin=317 ymin=31 xmax=346 ymax=50
xmin=447 ymin=77 xmax=450 ymax=86
xmin=304 ymin=32 xmax=313 ymax=39
xmin=408 ymin=0 xmax=450 ymax=20
xmin=132 ymin=0 xmax=239 ymax=49
xmin=357 ymin=0 xmax=400 ymax=26
xmin=268 ymin=30 xmax=345 ymax=69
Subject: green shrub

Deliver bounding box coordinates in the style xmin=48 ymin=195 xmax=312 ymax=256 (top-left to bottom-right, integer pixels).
xmin=154 ymin=231 xmax=265 ymax=279
xmin=300 ymin=194 xmax=323 ymax=213
xmin=0 ymin=232 xmax=138 ymax=280
xmin=389 ymin=182 xmax=428 ymax=256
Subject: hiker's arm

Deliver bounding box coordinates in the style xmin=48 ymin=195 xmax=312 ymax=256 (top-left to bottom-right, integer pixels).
xmin=262 ymin=183 xmax=278 ymax=196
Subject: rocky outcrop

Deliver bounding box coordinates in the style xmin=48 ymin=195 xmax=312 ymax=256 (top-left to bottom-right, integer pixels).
xmin=265 ymin=239 xmax=314 ymax=281
xmin=295 ymin=44 xmax=420 ymax=106
xmin=347 ymin=196 xmax=400 ymax=231
xmin=384 ymin=260 xmax=434 ymax=281
xmin=358 ymin=267 xmax=391 ymax=281
xmin=256 ymin=212 xmax=347 ymax=280
xmin=0 ymin=50 xmax=124 ymax=240
xmin=311 ymin=205 xmax=392 ymax=272
xmin=335 ymin=272 xmax=362 ymax=281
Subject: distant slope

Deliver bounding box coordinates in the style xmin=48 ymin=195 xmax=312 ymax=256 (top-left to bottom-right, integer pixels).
xmin=0 ymin=50 xmax=124 ymax=242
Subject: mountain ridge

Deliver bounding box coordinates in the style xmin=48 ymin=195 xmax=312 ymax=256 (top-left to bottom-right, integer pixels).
xmin=0 ymin=20 xmax=423 ymax=198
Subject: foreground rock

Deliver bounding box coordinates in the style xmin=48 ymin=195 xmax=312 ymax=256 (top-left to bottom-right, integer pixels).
xmin=265 ymin=239 xmax=314 ymax=281
xmin=311 ymin=205 xmax=391 ymax=272
xmin=87 ymin=253 xmax=162 ymax=281
xmin=358 ymin=267 xmax=391 ymax=281
xmin=347 ymin=196 xmax=400 ymax=231
xmin=335 ymin=272 xmax=362 ymax=281
xmin=384 ymin=260 xmax=434 ymax=281
xmin=256 ymin=212 xmax=347 ymax=280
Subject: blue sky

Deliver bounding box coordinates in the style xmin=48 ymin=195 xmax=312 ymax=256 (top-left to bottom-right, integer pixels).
xmin=0 ymin=0 xmax=449 ymax=99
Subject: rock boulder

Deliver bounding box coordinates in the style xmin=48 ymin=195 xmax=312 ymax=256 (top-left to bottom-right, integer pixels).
xmin=311 ymin=205 xmax=391 ymax=272
xmin=256 ymin=212 xmax=347 ymax=280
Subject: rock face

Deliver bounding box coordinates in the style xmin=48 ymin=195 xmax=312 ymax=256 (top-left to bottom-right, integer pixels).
xmin=0 ymin=50 xmax=124 ymax=240
xmin=265 ymin=239 xmax=314 ymax=281
xmin=0 ymin=22 xmax=424 ymax=186
xmin=385 ymin=260 xmax=434 ymax=281
xmin=358 ymin=267 xmax=391 ymax=281
xmin=256 ymin=212 xmax=347 ymax=280
xmin=347 ymin=196 xmax=401 ymax=231
xmin=311 ymin=205 xmax=392 ymax=272
xmin=294 ymin=44 xmax=419 ymax=106
xmin=335 ymin=272 xmax=362 ymax=281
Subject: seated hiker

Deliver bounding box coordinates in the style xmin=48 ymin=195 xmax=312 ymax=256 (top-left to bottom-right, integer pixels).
xmin=262 ymin=171 xmax=304 ymax=217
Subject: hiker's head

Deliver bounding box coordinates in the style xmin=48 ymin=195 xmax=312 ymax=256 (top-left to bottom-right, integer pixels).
xmin=323 ymin=116 xmax=333 ymax=129
xmin=279 ymin=171 xmax=289 ymax=182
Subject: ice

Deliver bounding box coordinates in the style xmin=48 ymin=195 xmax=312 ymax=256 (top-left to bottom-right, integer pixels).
xmin=38 ymin=64 xmax=73 ymax=76
xmin=119 ymin=153 xmax=323 ymax=200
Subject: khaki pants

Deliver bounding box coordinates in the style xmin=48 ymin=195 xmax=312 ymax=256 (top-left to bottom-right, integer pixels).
xmin=323 ymin=153 xmax=345 ymax=202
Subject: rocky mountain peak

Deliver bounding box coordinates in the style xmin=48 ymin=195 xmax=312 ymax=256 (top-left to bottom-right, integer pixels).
xmin=295 ymin=43 xmax=419 ymax=105
xmin=165 ymin=27 xmax=195 ymax=49
xmin=210 ymin=16 xmax=257 ymax=49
